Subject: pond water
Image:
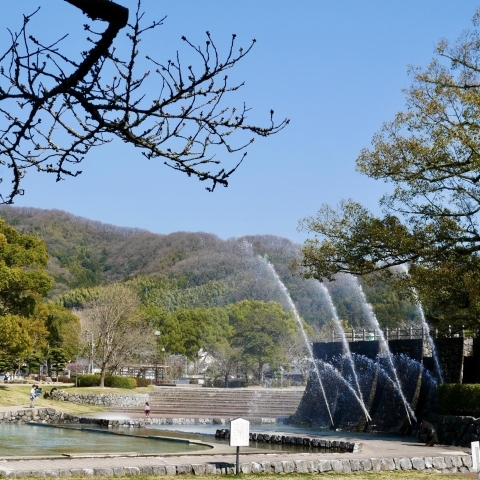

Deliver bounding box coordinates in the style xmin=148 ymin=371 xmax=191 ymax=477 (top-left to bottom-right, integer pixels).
xmin=0 ymin=424 xmax=211 ymax=457
xmin=144 ymin=423 xmax=414 ymax=452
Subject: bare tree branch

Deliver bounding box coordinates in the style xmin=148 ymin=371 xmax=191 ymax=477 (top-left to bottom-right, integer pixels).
xmin=0 ymin=0 xmax=289 ymax=203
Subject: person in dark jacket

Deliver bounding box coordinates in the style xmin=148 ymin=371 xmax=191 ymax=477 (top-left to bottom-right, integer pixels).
xmin=418 ymin=420 xmax=438 ymax=446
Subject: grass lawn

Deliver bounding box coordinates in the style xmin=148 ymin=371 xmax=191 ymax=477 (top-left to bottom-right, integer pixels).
xmin=0 ymin=383 xmax=154 ymax=415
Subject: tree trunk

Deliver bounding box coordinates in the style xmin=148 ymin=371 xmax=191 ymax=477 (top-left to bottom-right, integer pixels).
xmin=258 ymin=363 xmax=264 ymax=383
xmin=99 ymin=368 xmax=106 ymax=387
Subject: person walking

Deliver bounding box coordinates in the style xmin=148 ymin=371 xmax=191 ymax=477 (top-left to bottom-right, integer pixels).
xmin=29 ymin=385 xmax=37 ymax=408
xmin=144 ymin=402 xmax=150 ymax=418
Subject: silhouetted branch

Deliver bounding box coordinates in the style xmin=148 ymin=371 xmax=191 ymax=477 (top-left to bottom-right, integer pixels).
xmin=0 ymin=0 xmax=289 ymax=203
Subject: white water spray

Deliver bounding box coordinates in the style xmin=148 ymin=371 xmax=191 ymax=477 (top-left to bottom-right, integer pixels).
xmin=396 ymin=264 xmax=444 ymax=384
xmin=350 ymin=277 xmax=416 ymax=424
xmin=259 ymin=257 xmax=335 ymax=426
xmin=412 ymin=289 xmax=444 ymax=384
xmin=316 ymin=360 xmax=372 ymax=422
xmin=316 ymin=282 xmax=368 ymax=419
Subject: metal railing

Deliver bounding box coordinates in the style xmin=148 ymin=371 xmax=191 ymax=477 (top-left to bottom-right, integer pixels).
xmin=328 ymin=325 xmax=470 ymax=343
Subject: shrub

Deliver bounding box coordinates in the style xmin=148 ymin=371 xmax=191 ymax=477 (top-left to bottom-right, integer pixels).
xmin=77 ymin=374 xmax=101 ymax=387
xmin=104 ymin=376 xmax=137 ymax=389
xmin=227 ymin=379 xmax=246 ymax=388
xmin=135 ymin=377 xmax=151 ymax=388
xmin=208 ymin=378 xmax=245 ymax=388
xmin=56 ymin=375 xmax=73 ymax=383
xmin=437 ymin=384 xmax=480 ymax=417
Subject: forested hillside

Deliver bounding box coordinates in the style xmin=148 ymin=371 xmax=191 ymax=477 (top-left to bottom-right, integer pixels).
xmin=0 ymin=206 xmax=419 ymax=333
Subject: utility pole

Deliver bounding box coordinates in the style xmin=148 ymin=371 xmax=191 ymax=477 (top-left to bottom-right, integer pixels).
xmin=154 ymin=330 xmax=161 ymax=385
xmin=85 ymin=331 xmax=94 ymax=374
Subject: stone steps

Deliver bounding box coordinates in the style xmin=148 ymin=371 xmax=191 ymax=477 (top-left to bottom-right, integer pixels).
xmin=107 ymin=387 xmax=304 ymax=418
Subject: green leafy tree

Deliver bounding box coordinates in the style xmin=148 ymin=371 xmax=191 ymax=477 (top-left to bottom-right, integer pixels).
xmin=44 ymin=304 xmax=81 ymax=359
xmin=0 ymin=315 xmax=32 ymax=366
xmin=227 ymin=300 xmax=296 ymax=383
xmin=48 ymin=347 xmax=68 ymax=380
xmin=0 ymin=218 xmax=53 ymax=368
xmin=25 ymin=353 xmax=42 ymax=376
xmin=152 ymin=307 xmax=232 ymax=361
xmin=297 ymin=12 xmax=480 ymax=328
xmin=0 ymin=218 xmax=52 ymax=317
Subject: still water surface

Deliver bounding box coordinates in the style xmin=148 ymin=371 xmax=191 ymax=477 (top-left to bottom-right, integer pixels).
xmin=0 ymin=424 xmax=211 ymax=457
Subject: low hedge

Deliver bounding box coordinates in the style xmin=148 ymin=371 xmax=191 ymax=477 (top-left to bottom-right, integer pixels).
xmin=76 ymin=374 xmax=100 ymax=387
xmin=104 ymin=376 xmax=137 ymax=389
xmin=437 ymin=383 xmax=480 ymax=417
xmin=76 ymin=374 xmax=138 ymax=389
xmin=135 ymin=377 xmax=151 ymax=387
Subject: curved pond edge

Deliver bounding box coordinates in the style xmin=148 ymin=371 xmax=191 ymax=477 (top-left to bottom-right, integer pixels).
xmin=30 ymin=422 xmax=214 ymax=449
xmin=0 ymin=409 xmax=474 ymax=477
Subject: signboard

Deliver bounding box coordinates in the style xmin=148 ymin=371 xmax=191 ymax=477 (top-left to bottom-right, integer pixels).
xmin=472 ymin=441 xmax=479 ymax=471
xmin=230 ymin=418 xmax=250 ymax=447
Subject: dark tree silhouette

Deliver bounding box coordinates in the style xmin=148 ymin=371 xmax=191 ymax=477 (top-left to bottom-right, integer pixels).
xmin=0 ymin=0 xmax=289 ymax=203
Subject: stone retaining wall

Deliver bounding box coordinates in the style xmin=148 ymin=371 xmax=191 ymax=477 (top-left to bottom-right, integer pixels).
xmin=83 ymin=417 xmax=279 ymax=427
xmin=430 ymin=413 xmax=480 ymax=447
xmin=49 ymin=390 xmax=148 ymax=407
xmin=215 ymin=428 xmax=360 ymax=453
xmin=0 ymin=408 xmax=79 ymax=424
xmin=0 ymin=455 xmax=473 ymax=476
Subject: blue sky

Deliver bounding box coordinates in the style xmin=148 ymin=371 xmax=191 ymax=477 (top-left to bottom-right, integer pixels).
xmin=4 ymin=1 xmax=478 ymax=243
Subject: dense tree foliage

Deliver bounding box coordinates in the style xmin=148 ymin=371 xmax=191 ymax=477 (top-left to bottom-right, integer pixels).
xmin=0 ymin=0 xmax=287 ymax=204
xmin=0 ymin=218 xmax=52 ymax=317
xmin=0 ymin=218 xmax=81 ymax=372
xmin=0 ymin=219 xmax=51 ymax=368
xmin=139 ymin=299 xmax=299 ymax=383
xmin=297 ymin=13 xmax=480 ymax=329
xmin=143 ymin=305 xmax=232 ymax=360
xmin=0 ymin=315 xmax=32 ymax=365
xmin=226 ymin=300 xmax=296 ymax=382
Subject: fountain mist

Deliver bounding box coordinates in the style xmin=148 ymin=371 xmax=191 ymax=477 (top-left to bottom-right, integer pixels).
xmin=349 ymin=276 xmax=416 ymax=423
xmin=396 ymin=264 xmax=444 ymax=384
xmin=413 ymin=289 xmax=444 ymax=384
xmin=316 ymin=282 xmax=368 ymax=420
xmin=258 ymin=257 xmax=335 ymax=426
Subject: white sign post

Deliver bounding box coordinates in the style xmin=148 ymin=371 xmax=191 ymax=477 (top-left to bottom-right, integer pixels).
xmin=472 ymin=441 xmax=480 ymax=471
xmin=230 ymin=418 xmax=250 ymax=475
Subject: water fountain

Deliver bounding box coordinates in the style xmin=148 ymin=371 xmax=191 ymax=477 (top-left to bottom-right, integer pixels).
xmin=260 ymin=258 xmax=373 ymax=428
xmin=290 ymin=275 xmax=439 ymax=434
xmin=349 ymin=276 xmax=416 ymax=424
xmin=316 ymin=283 xmax=367 ymax=419
xmin=413 ymin=289 xmax=444 ymax=384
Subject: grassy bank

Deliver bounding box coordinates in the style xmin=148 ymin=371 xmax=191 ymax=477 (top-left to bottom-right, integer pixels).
xmin=0 ymin=383 xmax=154 ymax=415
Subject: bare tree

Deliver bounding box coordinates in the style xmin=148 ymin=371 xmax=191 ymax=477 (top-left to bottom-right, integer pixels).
xmin=205 ymin=344 xmax=242 ymax=387
xmin=0 ymin=0 xmax=288 ymax=204
xmin=79 ymin=283 xmax=149 ymax=387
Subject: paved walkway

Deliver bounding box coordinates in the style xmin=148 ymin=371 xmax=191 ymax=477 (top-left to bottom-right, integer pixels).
xmin=0 ymin=405 xmax=476 ymax=477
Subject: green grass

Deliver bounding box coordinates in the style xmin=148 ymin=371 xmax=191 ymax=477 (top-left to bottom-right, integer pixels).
xmin=0 ymin=383 xmax=153 ymax=415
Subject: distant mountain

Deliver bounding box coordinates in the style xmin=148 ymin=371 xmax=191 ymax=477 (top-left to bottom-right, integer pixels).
xmin=0 ymin=206 xmax=419 ymax=331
